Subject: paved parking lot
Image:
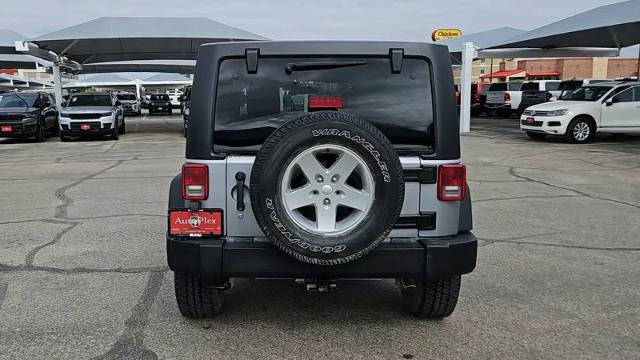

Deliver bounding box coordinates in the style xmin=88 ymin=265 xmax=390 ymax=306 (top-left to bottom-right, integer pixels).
xmin=1 ymin=114 xmax=639 ymax=359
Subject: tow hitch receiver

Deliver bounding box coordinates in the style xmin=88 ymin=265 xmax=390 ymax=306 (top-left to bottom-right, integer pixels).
xmin=296 ymin=279 xmax=337 ymax=292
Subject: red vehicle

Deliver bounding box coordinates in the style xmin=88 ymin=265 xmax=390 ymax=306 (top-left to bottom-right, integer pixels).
xmin=455 ymin=83 xmax=491 ymax=116
xmin=471 ymin=83 xmax=492 ymax=116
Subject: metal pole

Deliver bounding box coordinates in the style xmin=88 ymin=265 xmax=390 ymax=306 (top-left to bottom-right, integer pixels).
xmin=637 ymin=44 xmax=640 ymax=79
xmin=459 ymin=42 xmax=474 ymax=133
xmin=489 ymin=58 xmax=493 ymax=83
xmin=52 ymin=62 xmax=63 ymax=110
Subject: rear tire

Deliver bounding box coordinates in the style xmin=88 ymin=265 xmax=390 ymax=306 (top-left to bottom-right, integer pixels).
xmin=400 ymin=276 xmax=461 ymax=319
xmin=119 ymin=118 xmax=126 ymax=134
xmin=526 ymin=131 xmax=547 ymax=140
xmin=34 ymin=120 xmax=46 ymax=142
xmin=109 ymin=127 xmax=119 ymax=140
xmin=174 ymin=272 xmax=224 ymax=318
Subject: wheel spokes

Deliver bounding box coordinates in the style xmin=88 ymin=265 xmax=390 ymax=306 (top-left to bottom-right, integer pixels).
xmin=329 ymin=152 xmax=360 ymax=182
xmin=316 ymin=204 xmax=338 ymax=232
xmin=281 ymin=144 xmax=376 ymax=235
xmin=284 ymin=185 xmax=315 ymax=210
xmin=337 ymin=186 xmax=372 ymax=211
xmin=297 ymin=151 xmax=327 ymax=181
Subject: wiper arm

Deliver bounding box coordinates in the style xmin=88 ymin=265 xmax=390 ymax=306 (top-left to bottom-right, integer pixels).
xmin=12 ymin=93 xmax=30 ymax=108
xmin=285 ymin=61 xmax=367 ymax=74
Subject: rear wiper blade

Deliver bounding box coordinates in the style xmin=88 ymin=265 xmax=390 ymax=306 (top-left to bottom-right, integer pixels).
xmin=285 ymin=61 xmax=367 ymax=74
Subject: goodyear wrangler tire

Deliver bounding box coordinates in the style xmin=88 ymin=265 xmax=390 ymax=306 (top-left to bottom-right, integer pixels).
xmin=250 ymin=111 xmax=404 ymax=265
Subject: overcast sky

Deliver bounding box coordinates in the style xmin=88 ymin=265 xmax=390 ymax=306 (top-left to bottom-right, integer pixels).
xmin=1 ymin=0 xmax=630 ymax=42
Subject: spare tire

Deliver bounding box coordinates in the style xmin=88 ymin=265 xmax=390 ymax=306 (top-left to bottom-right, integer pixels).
xmin=250 ymin=111 xmax=404 ymax=265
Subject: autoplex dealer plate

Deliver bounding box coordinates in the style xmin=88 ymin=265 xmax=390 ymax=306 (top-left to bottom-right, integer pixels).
xmin=169 ymin=209 xmax=222 ymax=236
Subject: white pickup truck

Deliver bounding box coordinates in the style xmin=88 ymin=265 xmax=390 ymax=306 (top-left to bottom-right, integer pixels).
xmin=486 ymin=80 xmax=561 ymax=117
xmin=485 ymin=81 xmax=524 ymax=117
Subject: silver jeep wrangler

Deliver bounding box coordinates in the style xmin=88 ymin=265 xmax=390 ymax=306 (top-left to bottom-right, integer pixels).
xmin=167 ymin=41 xmax=476 ymax=319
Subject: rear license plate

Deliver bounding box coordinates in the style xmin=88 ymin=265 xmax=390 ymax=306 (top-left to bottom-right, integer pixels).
xmin=526 ymin=117 xmax=535 ymax=124
xmin=157 ymin=107 xmax=163 ymax=110
xmin=169 ymin=209 xmax=222 ymax=237
xmin=80 ymin=124 xmax=91 ymax=130
xmin=1 ymin=125 xmax=11 ymax=132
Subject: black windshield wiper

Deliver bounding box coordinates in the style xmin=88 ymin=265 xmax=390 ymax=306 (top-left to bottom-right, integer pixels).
xmin=285 ymin=61 xmax=367 ymax=74
xmin=12 ymin=93 xmax=31 ymax=108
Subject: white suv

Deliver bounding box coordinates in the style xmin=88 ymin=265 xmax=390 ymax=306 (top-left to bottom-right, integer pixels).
xmin=166 ymin=89 xmax=183 ymax=108
xmin=520 ymin=81 xmax=640 ymax=143
xmin=59 ymin=92 xmax=125 ymax=141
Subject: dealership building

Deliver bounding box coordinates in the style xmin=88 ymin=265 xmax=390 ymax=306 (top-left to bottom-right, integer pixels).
xmin=453 ymin=56 xmax=639 ymax=84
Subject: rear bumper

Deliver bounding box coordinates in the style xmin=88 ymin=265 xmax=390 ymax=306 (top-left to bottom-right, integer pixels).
xmin=167 ymin=232 xmax=477 ymax=280
xmin=485 ymin=103 xmax=511 ymax=110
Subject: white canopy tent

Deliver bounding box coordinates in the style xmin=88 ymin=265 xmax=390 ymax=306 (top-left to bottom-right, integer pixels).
xmin=75 ymin=60 xmax=196 ymax=74
xmin=16 ymin=17 xmax=267 ymax=108
xmin=0 ymin=29 xmax=51 ymax=69
xmin=0 ymin=73 xmax=52 ymax=89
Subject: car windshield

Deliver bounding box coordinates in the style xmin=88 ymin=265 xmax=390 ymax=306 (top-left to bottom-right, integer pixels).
xmin=214 ymin=57 xmax=434 ymax=152
xmin=560 ymin=86 xmax=613 ymax=101
xmin=558 ymin=80 xmax=582 ymax=92
xmin=488 ymin=83 xmax=507 ymax=91
xmin=508 ymin=82 xmax=523 ymax=91
xmin=68 ymin=94 xmax=112 ymax=107
xmin=117 ymin=94 xmax=137 ymax=101
xmin=0 ymin=93 xmax=38 ymax=108
xmin=520 ymin=82 xmax=539 ymax=91
xmin=151 ymin=94 xmax=169 ymax=101
xmin=545 ymin=82 xmax=560 ymax=91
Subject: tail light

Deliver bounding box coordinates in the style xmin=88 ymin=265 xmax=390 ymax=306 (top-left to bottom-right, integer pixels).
xmin=438 ymin=164 xmax=466 ymax=201
xmin=308 ymin=96 xmax=343 ymax=109
xmin=182 ymin=163 xmax=208 ymax=200
xmin=473 ymin=93 xmax=480 ymax=102
xmin=503 ymin=92 xmax=511 ymax=102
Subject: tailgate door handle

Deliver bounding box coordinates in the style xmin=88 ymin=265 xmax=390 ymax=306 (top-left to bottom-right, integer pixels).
xmin=235 ymin=172 xmax=246 ymax=211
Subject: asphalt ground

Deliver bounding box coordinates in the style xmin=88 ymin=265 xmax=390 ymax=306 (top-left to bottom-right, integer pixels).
xmin=1 ymin=112 xmax=639 ymax=359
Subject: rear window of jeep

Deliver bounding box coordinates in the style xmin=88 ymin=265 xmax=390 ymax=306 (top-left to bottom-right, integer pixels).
xmin=213 ymin=57 xmax=434 ymax=153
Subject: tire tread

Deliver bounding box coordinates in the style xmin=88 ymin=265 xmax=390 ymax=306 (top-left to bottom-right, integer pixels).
xmin=174 ymin=272 xmax=223 ymax=318
xmin=402 ymin=276 xmax=461 ymax=319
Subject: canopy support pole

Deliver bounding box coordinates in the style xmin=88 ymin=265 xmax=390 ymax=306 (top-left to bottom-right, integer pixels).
xmin=637 ymin=45 xmax=640 ymax=79
xmin=459 ymin=42 xmax=474 ymax=133
xmin=135 ymin=79 xmax=142 ymax=100
xmin=52 ymin=62 xmax=63 ymax=110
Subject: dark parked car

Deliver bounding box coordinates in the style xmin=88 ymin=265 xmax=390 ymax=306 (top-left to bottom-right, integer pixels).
xmin=471 ymin=82 xmax=492 ymax=116
xmin=0 ymin=91 xmax=58 ymax=141
xmin=148 ymin=94 xmax=172 ymax=115
xmin=181 ymin=87 xmax=191 ymax=137
xmin=167 ymin=41 xmax=476 ymax=319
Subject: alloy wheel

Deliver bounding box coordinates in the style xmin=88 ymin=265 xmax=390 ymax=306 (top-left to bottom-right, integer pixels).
xmin=573 ymin=122 xmax=590 ymax=141
xmin=280 ymin=144 xmax=375 ymax=236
